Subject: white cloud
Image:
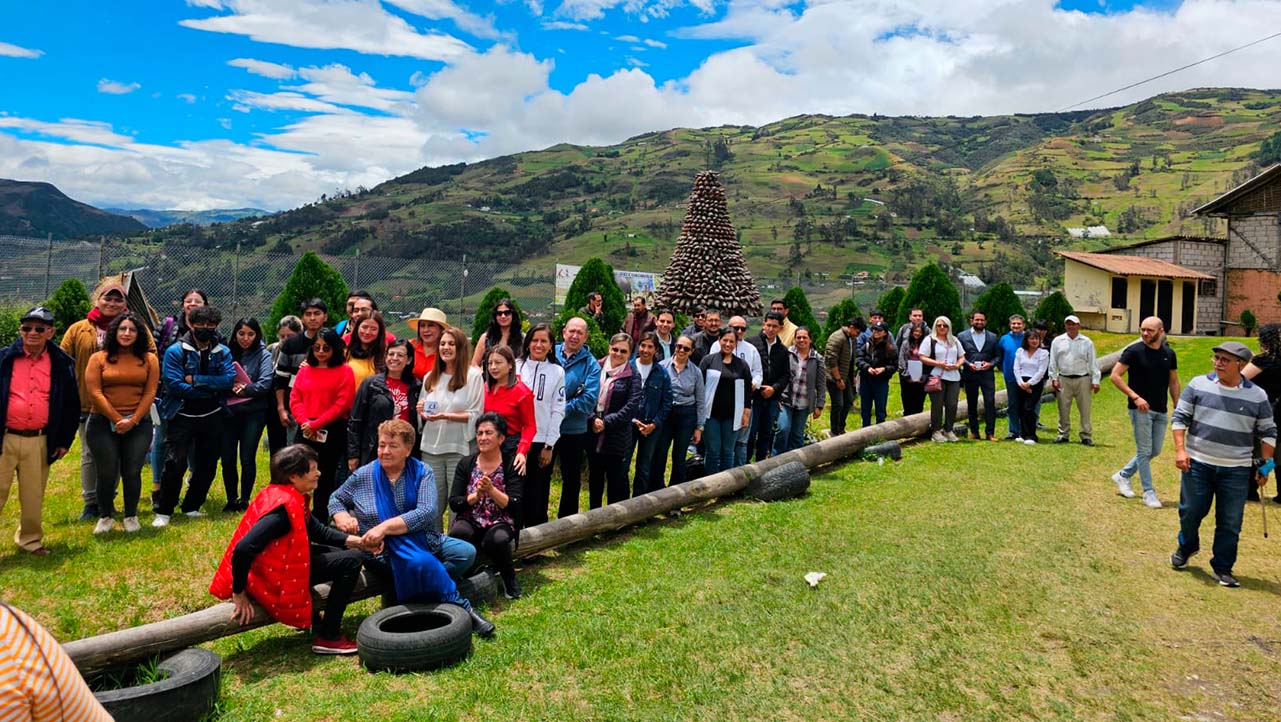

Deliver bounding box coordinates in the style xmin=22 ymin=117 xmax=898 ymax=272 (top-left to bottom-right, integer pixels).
xmin=228 ymin=90 xmax=350 ymax=114
xmin=554 ymin=0 xmax=711 ymax=21
xmin=180 ymin=0 xmax=473 ymax=61
xmin=617 ymin=34 xmax=641 ymax=41
xmin=643 ymin=38 xmax=666 ymax=47
xmin=0 ymin=117 xmax=134 ymax=146
xmin=382 ymin=0 xmax=504 ymax=39
xmin=177 ymin=93 xmax=198 ymax=103
xmin=228 ymin=57 xmax=297 ymax=79
xmin=0 ymin=41 xmax=43 ymax=58
xmin=542 ymin=20 xmax=589 ymax=30
xmin=97 ymin=78 xmax=141 ymax=95
xmin=289 ymin=63 xmax=417 ymax=112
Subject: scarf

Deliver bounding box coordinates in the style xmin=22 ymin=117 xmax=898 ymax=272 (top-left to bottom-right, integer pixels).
xmin=372 ymin=458 xmax=461 ymax=605
xmin=597 ymin=358 xmax=627 ymax=414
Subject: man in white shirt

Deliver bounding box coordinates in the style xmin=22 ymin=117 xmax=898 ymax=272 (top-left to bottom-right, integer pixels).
xmin=1048 ymin=315 xmax=1101 ymax=445
xmin=729 ymin=315 xmax=763 ymax=466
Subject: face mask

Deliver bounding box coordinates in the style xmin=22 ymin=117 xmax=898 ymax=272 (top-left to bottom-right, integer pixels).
xmin=193 ymin=328 xmax=215 ymax=343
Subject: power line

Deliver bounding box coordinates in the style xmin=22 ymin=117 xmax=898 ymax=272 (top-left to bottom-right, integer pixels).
xmin=1058 ymin=30 xmax=1281 ymax=112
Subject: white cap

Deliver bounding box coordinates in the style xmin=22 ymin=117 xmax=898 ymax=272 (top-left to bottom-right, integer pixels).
xmin=1064 ymin=314 xmax=1081 ymax=324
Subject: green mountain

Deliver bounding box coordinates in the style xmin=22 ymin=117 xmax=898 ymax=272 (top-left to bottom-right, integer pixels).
xmin=104 ymin=207 xmax=271 ymax=228
xmin=0 ymin=179 xmax=146 ymax=239
xmin=142 ymin=88 xmax=1281 ymax=296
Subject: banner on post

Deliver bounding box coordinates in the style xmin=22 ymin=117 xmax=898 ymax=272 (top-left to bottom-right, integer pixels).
xmin=555 ymin=264 xmax=663 ymax=306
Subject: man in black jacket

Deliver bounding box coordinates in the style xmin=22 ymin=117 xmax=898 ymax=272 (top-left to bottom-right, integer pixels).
xmin=747 ymin=312 xmax=790 ymax=462
xmin=957 ymin=311 xmax=1002 ymax=441
xmin=0 ymin=307 xmax=80 ymax=555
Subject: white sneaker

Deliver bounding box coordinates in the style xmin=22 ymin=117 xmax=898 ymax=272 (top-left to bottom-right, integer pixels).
xmin=945 ymin=431 xmax=959 ymax=442
xmin=123 ymin=516 xmax=141 ymax=533
xmin=1111 ymin=472 xmax=1136 ymax=498
xmin=1143 ymin=490 xmax=1163 ymax=509
xmin=932 ymin=430 xmax=948 ymax=443
xmin=1024 ymin=438 xmax=1036 ymax=445
xmin=93 ymin=517 xmax=114 ymax=535
xmin=152 ymin=514 xmax=170 ymax=528
xmin=184 ymin=510 xmax=207 ymax=519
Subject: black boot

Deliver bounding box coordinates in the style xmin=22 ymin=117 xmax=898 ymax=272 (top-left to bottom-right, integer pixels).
xmin=469 ymin=608 xmax=496 ymax=638
xmin=501 ymin=570 xmax=522 ymax=600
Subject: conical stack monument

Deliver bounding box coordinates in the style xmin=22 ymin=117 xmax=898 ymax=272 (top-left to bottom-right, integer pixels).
xmin=655 ymin=171 xmax=762 ymax=316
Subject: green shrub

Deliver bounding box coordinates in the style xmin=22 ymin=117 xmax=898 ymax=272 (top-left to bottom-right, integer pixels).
xmin=0 ymin=304 xmax=25 ymax=347
xmin=45 ymin=278 xmax=91 ymax=343
xmin=876 ymin=286 xmax=906 ymax=328
xmin=970 ymin=282 xmax=1026 ymax=337
xmin=822 ymin=297 xmax=863 ymax=342
xmin=782 ymin=286 xmax=820 ymax=337
xmin=1032 ymin=291 xmax=1075 ymax=338
xmin=1240 ymin=309 xmax=1258 ymax=336
xmin=470 ymin=286 xmax=524 ymax=346
xmin=266 ymin=252 xmax=349 ymax=341
xmin=900 ymin=263 xmax=962 ymax=329
xmin=555 ymin=257 xmax=626 ymax=341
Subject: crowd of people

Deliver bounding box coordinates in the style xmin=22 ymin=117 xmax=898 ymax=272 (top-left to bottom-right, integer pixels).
xmin=5 ymin=281 xmax=1281 ymax=657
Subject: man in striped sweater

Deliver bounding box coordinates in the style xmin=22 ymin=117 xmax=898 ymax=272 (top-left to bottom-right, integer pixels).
xmin=1170 ymin=342 xmax=1277 ymax=587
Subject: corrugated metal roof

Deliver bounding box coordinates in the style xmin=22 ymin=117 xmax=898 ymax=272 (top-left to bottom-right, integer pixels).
xmin=1057 ymin=251 xmax=1215 ymax=280
xmin=1193 ymin=164 xmax=1281 ymax=216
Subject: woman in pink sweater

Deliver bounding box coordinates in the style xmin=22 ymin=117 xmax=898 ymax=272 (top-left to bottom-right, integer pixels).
xmin=289 ymin=328 xmax=354 ymax=520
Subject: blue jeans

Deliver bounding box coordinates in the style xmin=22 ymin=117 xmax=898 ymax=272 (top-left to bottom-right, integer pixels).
xmin=773 ymin=406 xmax=810 ymax=455
xmin=651 ymin=405 xmax=697 ymax=488
xmin=860 ymin=377 xmax=890 ymax=427
xmin=631 ymin=421 xmax=663 ymax=496
xmin=1177 ymin=460 xmax=1251 ymax=574
xmin=1119 ymin=409 xmax=1167 ymax=493
xmin=703 ymin=417 xmax=737 ymax=475
xmin=221 ymin=409 xmax=267 ymax=504
xmin=747 ymin=397 xmax=780 ymax=462
xmin=1003 ymin=374 xmax=1021 ymax=437
xmin=437 ymin=535 xmax=478 ymax=580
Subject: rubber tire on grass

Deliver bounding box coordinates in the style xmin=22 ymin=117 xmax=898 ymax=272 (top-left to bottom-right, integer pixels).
xmin=92 ymin=648 xmax=221 ymax=722
xmin=456 ymin=570 xmax=499 ymax=608
xmin=864 ymin=440 xmax=902 ymax=461
xmin=746 ymin=461 xmax=810 ymax=502
xmin=357 ymin=603 xmax=472 ymax=673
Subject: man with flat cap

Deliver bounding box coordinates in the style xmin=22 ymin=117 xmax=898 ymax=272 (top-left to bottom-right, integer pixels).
xmin=1170 ymin=341 xmax=1276 ymax=588
xmin=0 ymin=307 xmax=79 ymax=555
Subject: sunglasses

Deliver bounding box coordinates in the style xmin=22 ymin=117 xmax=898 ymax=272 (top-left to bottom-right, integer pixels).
xmin=731 ymin=326 xmax=747 ymax=332
xmin=609 ymin=347 xmax=629 ymax=354
xmin=313 ymin=344 xmax=332 ymax=353
xmin=495 ymin=310 xmax=512 ymax=317
xmin=675 ymin=344 xmax=692 ymax=352
xmin=20 ymin=325 xmax=48 ymax=334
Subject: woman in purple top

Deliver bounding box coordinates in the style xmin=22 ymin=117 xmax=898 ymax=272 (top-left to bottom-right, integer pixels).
xmin=449 ymin=412 xmax=525 ymax=600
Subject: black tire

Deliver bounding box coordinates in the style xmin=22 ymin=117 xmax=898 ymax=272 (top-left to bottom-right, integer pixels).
xmin=864 ymin=440 xmax=902 ymax=461
xmin=746 ymin=461 xmax=810 ymax=501
xmin=92 ymin=648 xmax=221 ymax=722
xmin=456 ymin=570 xmax=499 ymax=608
xmin=357 ymin=603 xmax=472 ymax=673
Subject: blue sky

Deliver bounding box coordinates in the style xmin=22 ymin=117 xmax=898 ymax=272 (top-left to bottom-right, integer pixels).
xmin=1 ymin=0 xmax=1276 ymax=210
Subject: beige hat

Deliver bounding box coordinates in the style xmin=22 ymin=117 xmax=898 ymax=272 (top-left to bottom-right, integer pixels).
xmin=97 ymin=282 xmax=127 ymax=299
xmin=408 ymin=307 xmax=448 ymax=331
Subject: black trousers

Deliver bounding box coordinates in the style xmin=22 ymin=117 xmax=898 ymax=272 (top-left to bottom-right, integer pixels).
xmin=310 ymin=544 xmax=363 ymax=639
xmin=553 ymin=431 xmax=593 ymax=518
xmin=900 ymin=381 xmax=927 ymax=416
xmin=300 ymin=421 xmax=347 ymax=523
xmin=265 ymin=404 xmax=289 ymax=455
xmin=1015 ymin=379 xmax=1045 ymax=442
xmin=827 ymin=381 xmax=855 ymax=435
xmin=588 ymin=449 xmax=629 ymax=509
xmin=157 ymin=413 xmax=222 ymax=516
xmin=447 ymin=519 xmax=515 ymax=576
xmin=964 ymin=373 xmax=997 ymax=437
xmin=522 ymin=442 xmax=551 ymax=527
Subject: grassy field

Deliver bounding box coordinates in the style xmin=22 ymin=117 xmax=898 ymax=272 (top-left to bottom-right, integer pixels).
xmin=4 ymin=333 xmax=1281 ymax=720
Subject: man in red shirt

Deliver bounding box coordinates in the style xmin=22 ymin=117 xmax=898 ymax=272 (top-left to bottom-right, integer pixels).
xmin=0 ymin=307 xmax=80 ymax=555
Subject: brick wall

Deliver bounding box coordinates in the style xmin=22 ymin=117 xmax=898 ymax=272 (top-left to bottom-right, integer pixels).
xmin=1223 ymin=268 xmax=1281 ymax=334
xmin=1226 ymin=213 xmax=1281 ymax=269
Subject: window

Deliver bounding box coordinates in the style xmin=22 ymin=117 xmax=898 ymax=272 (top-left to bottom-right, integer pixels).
xmin=1111 ymin=277 xmax=1128 ymax=309
xmin=1198 ymin=278 xmax=1218 ymax=297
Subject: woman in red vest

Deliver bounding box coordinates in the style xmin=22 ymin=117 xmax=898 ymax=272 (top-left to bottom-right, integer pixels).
xmin=210 ymin=445 xmax=374 ymax=654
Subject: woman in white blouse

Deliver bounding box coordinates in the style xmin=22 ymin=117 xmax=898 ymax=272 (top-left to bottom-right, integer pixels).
xmin=919 ymin=316 xmax=965 ymax=443
xmin=517 ymin=323 xmax=565 ymax=526
xmin=417 ymin=325 xmax=484 ymax=529
xmin=1013 ymin=330 xmax=1050 ymax=444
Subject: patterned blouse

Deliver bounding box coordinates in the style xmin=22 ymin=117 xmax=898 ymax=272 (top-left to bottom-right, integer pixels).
xmin=464 ymin=462 xmax=513 ymax=529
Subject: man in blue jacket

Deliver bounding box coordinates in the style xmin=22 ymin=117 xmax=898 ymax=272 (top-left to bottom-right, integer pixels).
xmin=0 ymin=307 xmax=79 ymax=555
xmin=154 ymin=305 xmax=236 ymax=527
xmin=997 ymin=315 xmax=1026 ymax=440
xmin=554 ymin=317 xmax=601 ymax=518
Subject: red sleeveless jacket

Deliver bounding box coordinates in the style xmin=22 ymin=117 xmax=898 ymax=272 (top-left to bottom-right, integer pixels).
xmin=209 ymin=484 xmax=313 ymax=629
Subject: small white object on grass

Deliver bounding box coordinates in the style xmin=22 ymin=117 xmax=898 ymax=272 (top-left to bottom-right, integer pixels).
xmin=804 ymin=572 xmax=827 ymax=588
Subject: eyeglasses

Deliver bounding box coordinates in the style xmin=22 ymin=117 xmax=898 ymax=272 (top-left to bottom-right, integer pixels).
xmin=675 ymin=344 xmax=692 ymax=352
xmin=609 ymin=347 xmax=629 ymax=354
xmin=1211 ymin=355 xmax=1240 ymax=365
xmin=495 ymin=310 xmax=512 ymax=317
xmin=731 ymin=326 xmax=747 ymax=332
xmin=313 ymin=344 xmax=332 ymax=353
xmin=19 ymin=326 xmax=48 ymax=334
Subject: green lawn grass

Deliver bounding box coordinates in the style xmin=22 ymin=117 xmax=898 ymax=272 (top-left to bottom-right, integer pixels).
xmin=3 ymin=334 xmax=1280 ymax=720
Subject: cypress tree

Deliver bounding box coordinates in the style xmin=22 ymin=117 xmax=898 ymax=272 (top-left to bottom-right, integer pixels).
xmin=822 ymin=297 xmax=864 ymax=341
xmin=876 ymin=286 xmax=906 ymax=328
xmin=900 ymin=263 xmax=963 ymax=328
xmin=555 ymin=257 xmax=626 ymax=338
xmin=1032 ymin=291 xmax=1075 ymax=338
xmin=970 ymin=282 xmax=1026 ymax=337
xmin=655 ymin=171 xmax=762 ymax=316
xmin=267 ymin=252 xmax=349 ymax=341
xmin=782 ymin=286 xmax=820 ymax=336
xmin=45 ymin=278 xmax=91 ymax=344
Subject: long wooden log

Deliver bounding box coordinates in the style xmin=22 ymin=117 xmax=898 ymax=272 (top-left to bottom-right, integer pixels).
xmin=66 ymin=351 xmax=1121 ymax=672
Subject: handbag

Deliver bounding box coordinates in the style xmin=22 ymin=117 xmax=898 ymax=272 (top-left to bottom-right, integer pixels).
xmin=923 ymin=339 xmax=943 ymax=393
